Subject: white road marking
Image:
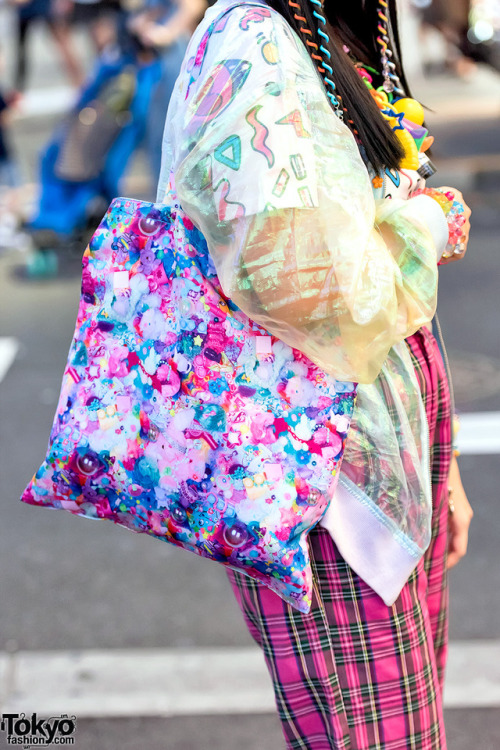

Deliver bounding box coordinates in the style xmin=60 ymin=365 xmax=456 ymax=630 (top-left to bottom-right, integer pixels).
xmin=0 ymin=648 xmax=275 ymax=718
xmin=457 ymin=411 xmax=500 ymax=455
xmin=1 ymin=641 xmax=499 ymax=717
xmin=445 ymin=640 xmax=500 ymax=708
xmin=0 ymin=337 xmax=19 ymax=384
xmin=0 ymin=333 xmax=497 ymax=455
xmin=16 ymin=87 xmax=77 ymax=119
xmin=0 ymin=334 xmax=496 ymax=454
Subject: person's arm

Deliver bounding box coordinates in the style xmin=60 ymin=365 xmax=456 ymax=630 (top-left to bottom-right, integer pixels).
xmin=0 ymin=93 xmax=8 ymax=127
xmin=420 ymin=186 xmax=472 ymax=264
xmin=172 ymin=7 xmax=445 ymax=383
xmin=134 ymin=0 xmax=207 ymax=49
xmin=447 ymin=454 xmax=473 ymax=568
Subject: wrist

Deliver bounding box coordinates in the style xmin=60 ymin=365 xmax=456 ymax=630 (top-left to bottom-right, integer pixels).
xmin=416 ymin=187 xmax=467 ymax=261
xmin=452 ymin=413 xmax=461 ymax=458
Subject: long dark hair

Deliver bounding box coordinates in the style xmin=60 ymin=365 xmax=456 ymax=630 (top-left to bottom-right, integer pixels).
xmin=266 ymin=0 xmax=410 ymax=171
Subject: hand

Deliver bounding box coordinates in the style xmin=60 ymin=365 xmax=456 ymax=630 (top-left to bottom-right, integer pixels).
xmin=52 ymin=0 xmax=74 ymax=20
xmin=135 ymin=20 xmax=176 ymax=48
xmin=438 ymin=186 xmax=472 ymax=265
xmin=447 ymin=455 xmax=474 ymax=569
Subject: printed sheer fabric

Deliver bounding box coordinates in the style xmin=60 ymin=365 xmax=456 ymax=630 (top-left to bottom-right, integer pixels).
xmin=158 ymin=0 xmax=438 ymax=385
xmin=157 ymin=0 xmax=439 ymax=589
xmin=339 ymin=341 xmax=432 ymax=549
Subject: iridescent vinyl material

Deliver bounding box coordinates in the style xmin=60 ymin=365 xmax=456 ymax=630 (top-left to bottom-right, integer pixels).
xmin=159 ymin=1 xmax=438 ymax=385
xmin=158 ymin=0 xmax=442 ymax=596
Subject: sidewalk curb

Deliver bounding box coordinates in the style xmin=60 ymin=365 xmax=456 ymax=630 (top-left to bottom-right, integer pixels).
xmin=1 ymin=642 xmax=500 ymax=719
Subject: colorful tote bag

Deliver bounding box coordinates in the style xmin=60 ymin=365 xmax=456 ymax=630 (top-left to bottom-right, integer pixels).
xmin=21 ymin=197 xmax=356 ymax=612
xmin=21 ymin=3 xmax=357 ymax=612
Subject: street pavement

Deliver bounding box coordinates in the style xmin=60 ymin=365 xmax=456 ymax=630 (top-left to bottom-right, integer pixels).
xmin=1 ymin=6 xmax=500 ymax=750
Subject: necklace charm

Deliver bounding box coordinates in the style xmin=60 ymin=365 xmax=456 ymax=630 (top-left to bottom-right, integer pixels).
xmin=376 ymin=0 xmax=404 ymax=96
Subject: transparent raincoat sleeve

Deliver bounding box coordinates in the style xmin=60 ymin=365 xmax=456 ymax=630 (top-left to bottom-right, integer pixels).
xmin=173 ymin=9 xmax=440 ymax=384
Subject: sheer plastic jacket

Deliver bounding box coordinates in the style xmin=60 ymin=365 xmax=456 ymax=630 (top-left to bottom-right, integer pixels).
xmin=157 ymin=0 xmax=445 ymax=603
xmin=158 ymin=0 xmax=440 ymax=384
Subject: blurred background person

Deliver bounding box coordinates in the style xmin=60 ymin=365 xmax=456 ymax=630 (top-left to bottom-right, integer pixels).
xmin=23 ymin=0 xmax=206 ymax=277
xmin=419 ymin=0 xmax=476 ymax=77
xmin=23 ymin=0 xmax=152 ymax=276
xmin=415 ymin=0 xmax=500 ymax=77
xmin=70 ymin=0 xmax=121 ymax=55
xmin=0 ymin=44 xmax=28 ymax=251
xmin=9 ymin=0 xmax=84 ymax=88
xmin=128 ymin=0 xmax=206 ymax=185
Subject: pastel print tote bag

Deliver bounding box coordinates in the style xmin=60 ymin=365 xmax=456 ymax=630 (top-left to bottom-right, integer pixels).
xmin=21 ymin=196 xmax=356 ymax=613
xmin=21 ymin=3 xmax=357 ymax=612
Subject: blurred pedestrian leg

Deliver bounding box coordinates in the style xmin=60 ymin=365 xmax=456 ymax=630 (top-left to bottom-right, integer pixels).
xmin=71 ymin=0 xmax=121 ymax=54
xmin=12 ymin=0 xmax=85 ymax=89
xmin=0 ymin=84 xmax=30 ymax=252
xmin=129 ymin=0 xmax=206 ymax=190
xmin=419 ymin=0 xmax=476 ymax=77
xmin=145 ymin=35 xmax=186 ymax=187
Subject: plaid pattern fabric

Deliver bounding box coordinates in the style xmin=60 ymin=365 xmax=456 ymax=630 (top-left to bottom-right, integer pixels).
xmin=407 ymin=326 xmax=452 ymax=686
xmin=227 ymin=328 xmax=452 ymax=749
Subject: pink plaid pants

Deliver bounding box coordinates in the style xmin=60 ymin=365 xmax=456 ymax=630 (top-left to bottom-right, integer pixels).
xmin=228 ymin=328 xmax=452 ymax=749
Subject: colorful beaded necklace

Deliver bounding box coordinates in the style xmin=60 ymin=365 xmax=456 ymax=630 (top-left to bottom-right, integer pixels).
xmin=291 ymin=0 xmax=437 ymax=178
xmin=352 ymin=57 xmax=436 ymax=180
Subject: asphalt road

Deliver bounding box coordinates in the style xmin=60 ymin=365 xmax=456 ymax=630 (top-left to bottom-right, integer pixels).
xmin=1 ymin=8 xmax=500 ymax=750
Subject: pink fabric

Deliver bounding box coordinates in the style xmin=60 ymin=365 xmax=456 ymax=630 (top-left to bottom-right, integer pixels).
xmin=228 ymin=328 xmax=452 ymax=749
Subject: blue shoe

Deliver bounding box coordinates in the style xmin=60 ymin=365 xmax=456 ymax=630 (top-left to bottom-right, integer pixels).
xmin=26 ymin=249 xmax=58 ymax=278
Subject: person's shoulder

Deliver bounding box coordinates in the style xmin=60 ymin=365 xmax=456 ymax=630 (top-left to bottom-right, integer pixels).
xmin=226 ymin=2 xmax=304 ymax=46
xmin=225 ymin=2 xmax=281 ymax=27
xmin=201 ymin=2 xmax=301 ymax=52
xmin=195 ymin=1 xmax=308 ymax=77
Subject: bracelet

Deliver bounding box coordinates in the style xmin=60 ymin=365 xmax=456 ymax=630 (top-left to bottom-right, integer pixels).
xmin=416 ymin=187 xmax=467 ymax=260
xmin=448 ymin=486 xmax=455 ymax=514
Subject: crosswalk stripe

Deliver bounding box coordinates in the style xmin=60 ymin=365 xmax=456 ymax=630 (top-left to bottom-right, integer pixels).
xmin=457 ymin=411 xmax=500 ymax=455
xmin=1 ymin=641 xmax=499 ymax=718
xmin=0 ymin=335 xmax=497 ymax=453
xmin=0 ymin=338 xmax=19 ymax=384
xmin=16 ymin=87 xmax=77 ymax=119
